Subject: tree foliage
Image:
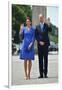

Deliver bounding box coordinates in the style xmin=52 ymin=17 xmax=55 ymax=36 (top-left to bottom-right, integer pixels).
xmin=12 ymin=4 xmax=32 ymax=43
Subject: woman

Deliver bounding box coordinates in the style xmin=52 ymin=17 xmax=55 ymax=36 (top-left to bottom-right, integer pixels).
xmin=19 ymin=17 xmax=35 ymax=80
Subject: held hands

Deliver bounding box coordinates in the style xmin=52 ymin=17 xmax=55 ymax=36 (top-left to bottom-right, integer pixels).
xmin=28 ymin=42 xmax=33 ymax=50
xmin=39 ymin=41 xmax=45 ymax=46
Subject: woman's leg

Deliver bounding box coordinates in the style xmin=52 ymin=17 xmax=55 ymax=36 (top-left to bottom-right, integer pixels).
xmin=27 ymin=60 xmax=32 ymax=79
xmin=24 ymin=60 xmax=27 ymax=79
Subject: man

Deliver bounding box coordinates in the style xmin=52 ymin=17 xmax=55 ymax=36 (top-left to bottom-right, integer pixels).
xmin=35 ymin=14 xmax=52 ymax=78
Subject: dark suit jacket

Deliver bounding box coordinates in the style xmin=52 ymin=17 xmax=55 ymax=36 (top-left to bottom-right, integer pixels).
xmin=35 ymin=23 xmax=52 ymax=46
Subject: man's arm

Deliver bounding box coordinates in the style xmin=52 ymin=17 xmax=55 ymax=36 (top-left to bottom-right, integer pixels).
xmin=35 ymin=26 xmax=39 ymax=41
xmin=46 ymin=17 xmax=52 ymax=32
xmin=48 ymin=25 xmax=52 ymax=32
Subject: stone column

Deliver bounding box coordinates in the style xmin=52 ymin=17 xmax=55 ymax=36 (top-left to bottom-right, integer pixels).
xmin=32 ymin=6 xmax=46 ymax=25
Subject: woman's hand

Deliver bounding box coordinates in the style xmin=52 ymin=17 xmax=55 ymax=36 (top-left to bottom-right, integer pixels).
xmin=28 ymin=42 xmax=33 ymax=50
xmin=20 ymin=24 xmax=24 ymax=33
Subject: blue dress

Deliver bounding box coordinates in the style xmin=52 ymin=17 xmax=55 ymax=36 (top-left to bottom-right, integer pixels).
xmin=19 ymin=26 xmax=35 ymax=60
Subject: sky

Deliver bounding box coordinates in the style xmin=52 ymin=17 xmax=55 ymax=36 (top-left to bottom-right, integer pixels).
xmin=47 ymin=6 xmax=58 ymax=27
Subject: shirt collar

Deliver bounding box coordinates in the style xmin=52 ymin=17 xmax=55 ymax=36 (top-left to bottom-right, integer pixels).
xmin=40 ymin=22 xmax=44 ymax=25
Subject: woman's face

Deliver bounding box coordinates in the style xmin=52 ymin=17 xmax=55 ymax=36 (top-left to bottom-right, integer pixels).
xmin=26 ymin=19 xmax=31 ymax=26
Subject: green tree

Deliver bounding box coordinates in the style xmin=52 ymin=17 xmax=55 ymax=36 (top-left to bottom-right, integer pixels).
xmin=12 ymin=4 xmax=32 ymax=44
xmin=49 ymin=23 xmax=58 ymax=43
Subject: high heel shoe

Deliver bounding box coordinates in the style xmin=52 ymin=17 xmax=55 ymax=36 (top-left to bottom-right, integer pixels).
xmin=27 ymin=75 xmax=30 ymax=79
xmin=24 ymin=76 xmax=28 ymax=80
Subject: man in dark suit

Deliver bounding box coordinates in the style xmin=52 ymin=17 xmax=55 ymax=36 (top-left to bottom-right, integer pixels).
xmin=35 ymin=14 xmax=52 ymax=78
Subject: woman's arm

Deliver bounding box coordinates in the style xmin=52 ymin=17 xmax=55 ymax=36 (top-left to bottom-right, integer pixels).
xmin=28 ymin=28 xmax=35 ymax=50
xmin=19 ymin=24 xmax=24 ymax=41
xmin=19 ymin=24 xmax=24 ymax=34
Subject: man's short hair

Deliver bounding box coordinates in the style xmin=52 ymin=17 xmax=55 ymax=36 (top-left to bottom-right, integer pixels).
xmin=39 ymin=14 xmax=44 ymax=18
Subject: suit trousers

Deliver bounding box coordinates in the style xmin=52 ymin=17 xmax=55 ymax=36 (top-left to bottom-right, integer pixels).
xmin=38 ymin=44 xmax=48 ymax=76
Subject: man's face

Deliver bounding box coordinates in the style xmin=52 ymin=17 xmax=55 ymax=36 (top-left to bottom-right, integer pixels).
xmin=39 ymin=16 xmax=44 ymax=23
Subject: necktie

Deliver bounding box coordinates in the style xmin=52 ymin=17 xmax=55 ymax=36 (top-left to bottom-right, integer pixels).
xmin=40 ymin=23 xmax=44 ymax=32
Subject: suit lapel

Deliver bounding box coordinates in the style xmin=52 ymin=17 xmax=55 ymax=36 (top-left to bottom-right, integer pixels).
xmin=39 ymin=24 xmax=41 ymax=31
xmin=39 ymin=23 xmax=45 ymax=32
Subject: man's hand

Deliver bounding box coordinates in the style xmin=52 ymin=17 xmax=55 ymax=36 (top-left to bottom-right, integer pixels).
xmin=46 ymin=17 xmax=51 ymax=26
xmin=39 ymin=41 xmax=45 ymax=46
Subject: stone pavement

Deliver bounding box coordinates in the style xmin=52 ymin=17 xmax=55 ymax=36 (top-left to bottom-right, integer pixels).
xmin=12 ymin=54 xmax=58 ymax=85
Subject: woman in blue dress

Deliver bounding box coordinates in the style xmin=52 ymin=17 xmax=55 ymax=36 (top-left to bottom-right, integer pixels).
xmin=19 ymin=17 xmax=35 ymax=80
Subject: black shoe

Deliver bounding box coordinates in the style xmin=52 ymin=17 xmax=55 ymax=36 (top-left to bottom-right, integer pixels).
xmin=44 ymin=75 xmax=48 ymax=78
xmin=38 ymin=76 xmax=43 ymax=78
